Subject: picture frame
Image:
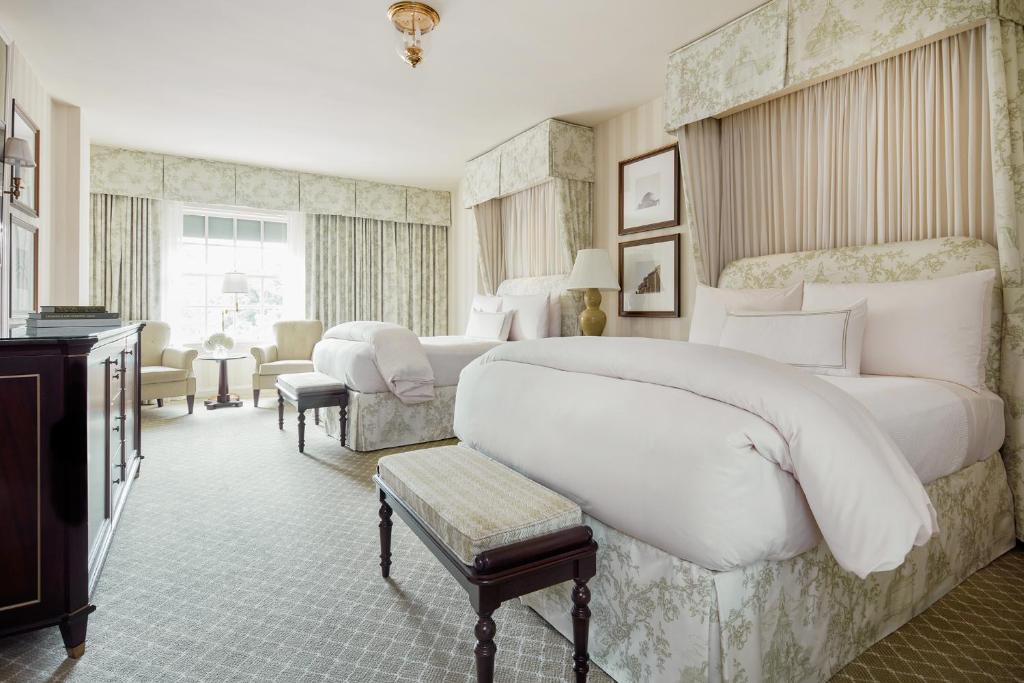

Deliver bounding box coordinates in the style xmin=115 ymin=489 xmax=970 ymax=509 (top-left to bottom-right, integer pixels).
xmin=618 ymin=233 xmax=680 ymax=318
xmin=9 ymin=214 xmax=38 ymax=319
xmin=618 ymin=143 xmax=680 ymax=235
xmin=11 ymin=100 xmax=40 ymax=218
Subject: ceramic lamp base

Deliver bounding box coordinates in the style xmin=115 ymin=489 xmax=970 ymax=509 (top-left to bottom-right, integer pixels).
xmin=579 ymin=288 xmax=607 ymax=336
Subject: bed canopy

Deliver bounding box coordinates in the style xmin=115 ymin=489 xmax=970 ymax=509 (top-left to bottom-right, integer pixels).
xmin=662 ymin=0 xmax=1024 ymax=537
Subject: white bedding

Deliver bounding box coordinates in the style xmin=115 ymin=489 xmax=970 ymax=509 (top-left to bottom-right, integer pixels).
xmin=455 ymin=337 xmax=941 ymax=578
xmin=313 ymin=335 xmax=502 ymax=395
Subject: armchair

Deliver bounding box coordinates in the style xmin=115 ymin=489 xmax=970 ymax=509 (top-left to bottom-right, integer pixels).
xmin=250 ymin=320 xmax=324 ymax=406
xmin=140 ymin=321 xmax=199 ymax=414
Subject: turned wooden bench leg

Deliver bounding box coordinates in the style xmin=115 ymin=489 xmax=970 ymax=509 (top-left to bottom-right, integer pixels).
xmin=314 ymin=407 xmax=320 ymax=425
xmin=298 ymin=410 xmax=306 ymax=452
xmin=571 ymin=578 xmax=592 ymax=682
xmin=378 ymin=491 xmax=393 ymax=578
xmin=474 ymin=611 xmax=497 ymax=683
xmin=277 ymin=391 xmax=284 ymax=429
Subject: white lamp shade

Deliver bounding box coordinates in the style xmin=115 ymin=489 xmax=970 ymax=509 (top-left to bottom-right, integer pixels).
xmin=566 ymin=249 xmax=619 ymax=291
xmin=221 ymin=272 xmax=248 ymax=294
xmin=4 ymin=136 xmax=35 ymax=168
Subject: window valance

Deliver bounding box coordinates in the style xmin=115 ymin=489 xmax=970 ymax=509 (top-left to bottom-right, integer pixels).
xmin=462 ymin=119 xmax=594 ymax=208
xmin=89 ymin=145 xmax=452 ymax=226
xmin=663 ymin=0 xmax=1024 ymax=130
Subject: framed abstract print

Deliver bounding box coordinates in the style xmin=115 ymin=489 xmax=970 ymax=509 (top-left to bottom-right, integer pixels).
xmin=9 ymin=214 xmax=38 ymax=319
xmin=618 ymin=144 xmax=680 ymax=235
xmin=618 ymin=233 xmax=680 ymax=318
xmin=11 ymin=101 xmax=40 ymax=217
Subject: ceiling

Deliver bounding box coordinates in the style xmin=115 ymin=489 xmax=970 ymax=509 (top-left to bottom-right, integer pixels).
xmin=0 ymin=0 xmax=761 ymax=190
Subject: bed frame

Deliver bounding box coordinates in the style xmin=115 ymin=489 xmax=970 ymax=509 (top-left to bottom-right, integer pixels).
xmin=522 ymin=237 xmax=1018 ymax=682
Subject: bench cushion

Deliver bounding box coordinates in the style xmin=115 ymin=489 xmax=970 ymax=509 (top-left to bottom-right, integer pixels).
xmin=276 ymin=371 xmax=345 ymax=396
xmin=377 ymin=444 xmax=582 ymax=565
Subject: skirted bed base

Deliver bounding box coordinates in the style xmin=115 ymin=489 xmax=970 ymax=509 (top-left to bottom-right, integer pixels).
xmin=523 ymin=452 xmax=1016 ymax=683
xmin=320 ymin=386 xmax=457 ymax=451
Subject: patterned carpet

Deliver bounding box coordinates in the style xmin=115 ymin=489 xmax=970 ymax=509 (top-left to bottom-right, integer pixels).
xmin=0 ymin=399 xmax=1020 ymax=682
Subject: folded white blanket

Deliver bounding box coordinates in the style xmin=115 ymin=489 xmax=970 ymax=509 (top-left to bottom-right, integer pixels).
xmin=323 ymin=321 xmax=435 ymax=404
xmin=456 ymin=337 xmax=938 ymax=578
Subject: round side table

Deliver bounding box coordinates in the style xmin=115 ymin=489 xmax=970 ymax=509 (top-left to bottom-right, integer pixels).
xmin=197 ymin=353 xmax=246 ymax=409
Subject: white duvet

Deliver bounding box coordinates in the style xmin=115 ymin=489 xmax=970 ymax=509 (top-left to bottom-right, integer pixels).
xmin=454 ymin=337 xmax=939 ymax=578
xmin=323 ymin=321 xmax=435 ymax=404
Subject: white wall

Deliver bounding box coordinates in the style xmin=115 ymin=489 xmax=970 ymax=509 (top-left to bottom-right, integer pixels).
xmin=49 ymin=100 xmax=89 ymax=305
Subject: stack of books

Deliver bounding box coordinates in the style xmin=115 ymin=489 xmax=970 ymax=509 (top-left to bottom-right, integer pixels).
xmin=25 ymin=306 xmax=122 ymax=336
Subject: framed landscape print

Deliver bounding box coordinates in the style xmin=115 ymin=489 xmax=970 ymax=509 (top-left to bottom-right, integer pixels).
xmin=9 ymin=215 xmax=38 ymax=318
xmin=618 ymin=144 xmax=680 ymax=234
xmin=11 ymin=101 xmax=40 ymax=217
xmin=618 ymin=233 xmax=680 ymax=317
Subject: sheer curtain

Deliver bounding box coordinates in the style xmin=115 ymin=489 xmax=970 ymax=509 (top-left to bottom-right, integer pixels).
xmin=90 ymin=193 xmax=161 ymax=320
xmin=473 ymin=199 xmax=504 ymax=295
xmin=500 ymin=181 xmax=568 ymax=277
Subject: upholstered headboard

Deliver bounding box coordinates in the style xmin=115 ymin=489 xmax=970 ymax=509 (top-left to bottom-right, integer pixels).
xmin=496 ymin=275 xmax=579 ymax=337
xmin=718 ymin=237 xmax=1003 ymax=392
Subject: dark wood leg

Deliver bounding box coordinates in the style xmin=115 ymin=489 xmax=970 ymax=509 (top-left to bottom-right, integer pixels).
xmin=58 ymin=608 xmax=90 ymax=659
xmin=378 ymin=491 xmax=393 ymax=578
xmin=186 ymin=395 xmax=194 ymax=414
xmin=253 ymin=389 xmax=260 ymax=408
xmin=217 ymin=359 xmax=230 ymax=403
xmin=571 ymin=579 xmax=591 ymax=682
xmin=277 ymin=392 xmax=284 ymax=429
xmin=339 ymin=401 xmax=347 ymax=448
xmin=474 ymin=611 xmax=497 ymax=683
xmin=298 ymin=410 xmax=306 ymax=452
xmin=156 ymin=398 xmax=163 ymax=408
xmin=315 ymin=407 xmax=320 ymax=425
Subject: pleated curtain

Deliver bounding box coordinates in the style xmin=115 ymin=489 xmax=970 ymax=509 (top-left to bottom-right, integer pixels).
xmin=305 ymin=215 xmax=447 ymax=335
xmin=90 ymin=193 xmax=161 ymax=320
xmin=473 ymin=199 xmax=505 ymax=296
xmin=501 ymin=181 xmax=566 ymax=278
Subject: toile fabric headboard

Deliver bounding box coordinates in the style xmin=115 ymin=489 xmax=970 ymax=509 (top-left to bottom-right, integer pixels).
xmin=717 ymin=237 xmax=1003 ymax=394
xmin=496 ymin=274 xmax=580 ymax=337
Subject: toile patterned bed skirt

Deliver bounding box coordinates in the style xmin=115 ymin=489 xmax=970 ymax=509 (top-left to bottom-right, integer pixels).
xmin=523 ymin=452 xmax=1016 ymax=683
xmin=320 ymin=386 xmax=457 ymax=452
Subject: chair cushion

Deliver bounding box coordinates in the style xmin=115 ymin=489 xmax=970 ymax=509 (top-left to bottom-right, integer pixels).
xmin=141 ymin=365 xmax=188 ymax=383
xmin=377 ymin=445 xmax=582 ymax=565
xmin=276 ymin=372 xmax=345 ymax=396
xmin=258 ymin=359 xmax=315 ymax=376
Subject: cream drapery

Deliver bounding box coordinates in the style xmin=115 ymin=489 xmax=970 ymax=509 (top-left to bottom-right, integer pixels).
xmin=90 ymin=193 xmax=161 ymax=320
xmin=680 ymin=26 xmax=994 ymax=284
xmin=473 ymin=199 xmax=505 ymax=295
xmin=305 ymin=215 xmax=447 ymax=335
xmin=501 ymin=181 xmax=567 ymax=278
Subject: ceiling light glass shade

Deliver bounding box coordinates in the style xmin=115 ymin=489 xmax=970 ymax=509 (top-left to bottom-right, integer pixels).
xmin=567 ymin=249 xmax=620 ymax=291
xmin=388 ymin=2 xmax=440 ymax=68
xmin=221 ymin=271 xmax=248 ymax=294
xmin=4 ymin=136 xmax=35 ymax=169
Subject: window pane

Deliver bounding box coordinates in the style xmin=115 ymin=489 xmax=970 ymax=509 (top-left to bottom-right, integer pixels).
xmin=180 ymin=243 xmax=205 ymax=271
xmin=229 ymin=308 xmax=258 ymax=340
xmin=183 ymin=214 xmax=205 ymax=238
xmin=182 ymin=275 xmax=207 ymax=307
xmin=235 ymin=245 xmax=261 ymax=274
xmin=264 ymin=221 xmax=287 ymax=243
xmin=263 ymin=277 xmax=284 ymax=307
xmin=180 ymin=307 xmax=206 ymax=344
xmin=207 ymin=275 xmax=233 ymax=308
xmin=262 ymin=244 xmax=285 ymax=276
xmin=207 ymin=245 xmax=235 ymax=274
xmin=237 ymin=219 xmax=261 ymax=242
xmin=208 ymin=216 xmax=234 ymax=242
xmin=206 ymin=308 xmax=224 ymax=338
xmin=258 ymin=307 xmax=283 ymax=337
xmin=241 ymin=281 xmax=261 ymax=307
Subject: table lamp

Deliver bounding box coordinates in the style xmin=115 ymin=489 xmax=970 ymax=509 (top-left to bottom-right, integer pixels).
xmin=220 ymin=271 xmax=248 ymax=334
xmin=566 ymin=249 xmax=619 ymax=336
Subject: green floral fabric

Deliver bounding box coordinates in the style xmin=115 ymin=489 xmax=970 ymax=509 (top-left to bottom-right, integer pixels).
xmin=89 ymin=193 xmax=161 ymax=320
xmin=320 ymin=385 xmax=457 ymax=451
xmin=523 ymin=453 xmax=1015 ymax=683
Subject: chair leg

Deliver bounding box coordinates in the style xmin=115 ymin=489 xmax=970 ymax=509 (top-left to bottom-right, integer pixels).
xmin=474 ymin=611 xmax=497 ymax=683
xmin=156 ymin=398 xmax=163 ymax=408
xmin=278 ymin=392 xmax=284 ymax=429
xmin=253 ymin=389 xmax=260 ymax=408
xmin=186 ymin=395 xmax=195 ymax=415
xmin=314 ymin=407 xmax=320 ymax=425
xmin=378 ymin=491 xmax=393 ymax=578
xmin=571 ymin=579 xmax=592 ymax=682
xmin=298 ymin=410 xmax=306 ymax=452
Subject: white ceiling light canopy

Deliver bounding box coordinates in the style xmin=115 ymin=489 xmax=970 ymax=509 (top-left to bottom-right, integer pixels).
xmin=387 ymin=1 xmax=440 ymax=68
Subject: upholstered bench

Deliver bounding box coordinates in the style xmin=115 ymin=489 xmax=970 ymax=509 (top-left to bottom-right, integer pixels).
xmin=374 ymin=444 xmax=597 ymax=683
xmin=275 ymin=372 xmax=347 ymax=452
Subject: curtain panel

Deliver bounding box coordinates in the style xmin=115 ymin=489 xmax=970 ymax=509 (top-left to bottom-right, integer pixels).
xmin=501 ymin=181 xmax=567 ymax=279
xmin=89 ymin=193 xmax=161 ymax=320
xmin=473 ymin=199 xmax=505 ymax=295
xmin=305 ymin=215 xmax=447 ymax=335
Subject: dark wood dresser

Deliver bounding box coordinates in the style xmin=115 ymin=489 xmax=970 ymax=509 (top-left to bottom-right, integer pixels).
xmin=0 ymin=323 xmax=143 ymax=658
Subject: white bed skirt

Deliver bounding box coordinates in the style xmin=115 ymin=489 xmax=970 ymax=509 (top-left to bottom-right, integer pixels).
xmin=320 ymin=386 xmax=458 ymax=451
xmin=523 ymin=452 xmax=1016 ymax=683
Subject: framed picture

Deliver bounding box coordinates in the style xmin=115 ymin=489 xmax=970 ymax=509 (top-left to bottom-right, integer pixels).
xmin=618 ymin=144 xmax=680 ymax=235
xmin=618 ymin=233 xmax=680 ymax=317
xmin=9 ymin=214 xmax=38 ymax=319
xmin=11 ymin=101 xmax=40 ymax=218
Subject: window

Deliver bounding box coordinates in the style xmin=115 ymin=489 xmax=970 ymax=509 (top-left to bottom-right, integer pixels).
xmin=177 ymin=209 xmax=289 ymax=343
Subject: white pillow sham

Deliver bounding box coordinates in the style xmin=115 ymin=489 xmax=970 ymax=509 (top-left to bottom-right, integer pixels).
xmin=802 ymin=269 xmax=996 ymax=390
xmin=465 ymin=309 xmax=513 ymax=341
xmin=471 ymin=294 xmax=502 ymax=313
xmin=501 ymin=293 xmax=550 ymax=340
xmin=718 ymin=300 xmax=867 ymax=377
xmin=689 ymin=282 xmax=803 ymax=344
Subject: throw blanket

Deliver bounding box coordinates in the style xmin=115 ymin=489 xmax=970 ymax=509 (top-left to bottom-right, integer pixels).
xmin=456 ymin=337 xmax=938 ymax=578
xmin=324 ymin=322 xmax=434 ymax=404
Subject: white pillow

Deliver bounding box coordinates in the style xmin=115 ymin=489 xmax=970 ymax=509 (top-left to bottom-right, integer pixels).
xmin=802 ymin=269 xmax=996 ymax=389
xmin=501 ymin=293 xmax=550 ymax=340
xmin=471 ymin=294 xmax=502 ymax=313
xmin=465 ymin=310 xmax=513 ymax=341
xmin=689 ymin=282 xmax=804 ymax=344
xmin=719 ymin=300 xmax=867 ymax=376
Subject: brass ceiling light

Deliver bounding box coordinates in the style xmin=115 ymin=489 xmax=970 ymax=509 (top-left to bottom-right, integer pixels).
xmin=387 ymin=2 xmax=440 ymax=68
